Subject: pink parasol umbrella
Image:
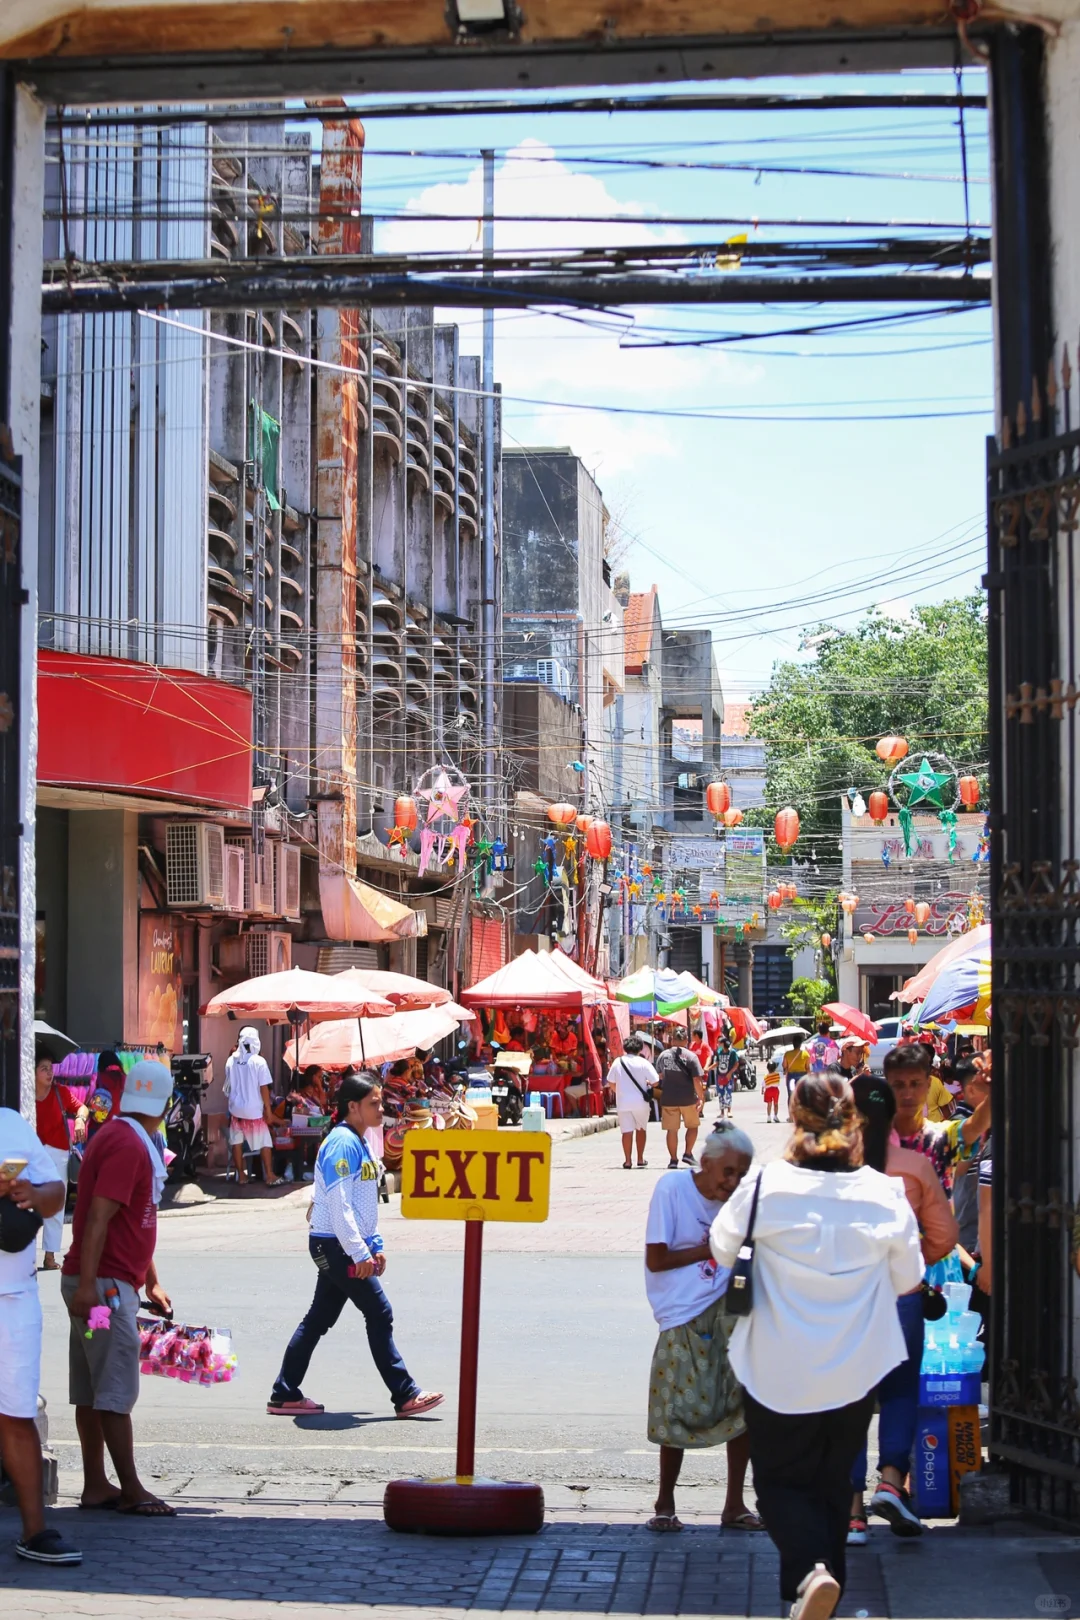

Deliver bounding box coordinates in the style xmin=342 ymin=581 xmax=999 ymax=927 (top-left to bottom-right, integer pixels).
xmin=201 ymin=967 xmax=396 ymax=1071
xmin=821 ymin=1002 xmax=878 ymax=1044
xmin=284 ymin=1004 xmax=473 ymax=1071
xmin=333 ymin=967 xmax=452 ymax=1012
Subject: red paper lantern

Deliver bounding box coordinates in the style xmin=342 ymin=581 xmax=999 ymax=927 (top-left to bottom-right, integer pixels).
xmin=876 ymin=735 xmax=909 ymax=763
xmin=547 ymin=802 xmax=577 ymax=827
xmin=774 ymin=807 xmax=800 ymax=851
xmin=780 ymin=882 xmax=798 ymax=902
xmin=868 ymin=790 xmax=889 ymax=825
xmin=585 ymin=820 xmax=612 ymax=860
xmin=767 ymin=889 xmax=783 ymax=911
xmin=705 ymin=781 xmax=732 ymax=818
xmin=723 ymin=806 xmax=744 ymax=828
xmin=575 ymin=814 xmax=593 ymax=834
xmin=958 ymin=775 xmax=980 ymax=809
xmin=820 ymin=932 xmax=832 ymax=950
xmin=908 ymin=927 xmax=919 ymax=945
xmin=394 ymin=795 xmax=418 ymax=832
xmin=914 ymin=901 xmax=932 ymax=927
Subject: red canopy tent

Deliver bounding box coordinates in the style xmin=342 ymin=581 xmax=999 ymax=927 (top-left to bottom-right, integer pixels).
xmin=460 ymin=948 xmax=609 ymax=1009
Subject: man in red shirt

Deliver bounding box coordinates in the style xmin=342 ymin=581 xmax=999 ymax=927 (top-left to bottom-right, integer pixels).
xmin=62 ymin=1059 xmax=175 ymax=1516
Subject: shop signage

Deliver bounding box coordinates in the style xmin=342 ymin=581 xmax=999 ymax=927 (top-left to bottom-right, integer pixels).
xmin=668 ymin=838 xmax=724 ymax=872
xmin=138 ymin=912 xmax=183 ymax=1050
xmin=401 ymin=1130 xmax=551 ymax=1223
xmin=853 ymin=895 xmax=978 ymax=938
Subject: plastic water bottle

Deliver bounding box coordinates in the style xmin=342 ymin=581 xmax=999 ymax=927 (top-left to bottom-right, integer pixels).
xmin=960 ymin=1341 xmax=986 ymax=1375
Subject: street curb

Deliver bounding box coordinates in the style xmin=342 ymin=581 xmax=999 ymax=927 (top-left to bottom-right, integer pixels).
xmin=556 ymin=1115 xmax=618 ymax=1142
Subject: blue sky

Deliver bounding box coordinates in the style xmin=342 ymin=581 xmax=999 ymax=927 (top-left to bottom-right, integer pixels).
xmin=350 ymin=67 xmax=992 ymax=698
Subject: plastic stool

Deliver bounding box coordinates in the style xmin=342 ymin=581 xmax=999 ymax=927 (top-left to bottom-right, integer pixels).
xmin=583 ymin=1092 xmax=603 ymax=1118
xmin=546 ymin=1091 xmax=564 ymax=1119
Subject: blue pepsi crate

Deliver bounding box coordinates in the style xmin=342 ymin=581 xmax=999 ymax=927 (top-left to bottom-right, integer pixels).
xmin=911 ymin=1407 xmax=951 ymax=1516
xmin=918 ymin=1371 xmax=981 ymax=1408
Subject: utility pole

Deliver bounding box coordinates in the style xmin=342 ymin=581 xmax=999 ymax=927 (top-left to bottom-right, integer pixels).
xmin=481 ymin=150 xmax=496 ymax=814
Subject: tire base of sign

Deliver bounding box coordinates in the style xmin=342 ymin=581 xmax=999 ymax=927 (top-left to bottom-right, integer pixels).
xmin=383 ymin=1477 xmax=545 ymax=1535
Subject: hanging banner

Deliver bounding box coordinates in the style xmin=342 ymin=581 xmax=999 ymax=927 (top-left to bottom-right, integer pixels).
xmin=138 ymin=913 xmax=183 ymax=1051
xmin=725 ymin=829 xmax=766 ymax=904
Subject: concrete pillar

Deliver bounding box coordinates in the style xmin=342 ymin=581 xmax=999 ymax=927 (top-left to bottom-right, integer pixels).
xmin=66 ymin=810 xmax=139 ymax=1047
xmin=734 ymin=944 xmax=754 ymax=1012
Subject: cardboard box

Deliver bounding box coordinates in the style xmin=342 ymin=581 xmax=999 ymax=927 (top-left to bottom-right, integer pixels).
xmin=948 ymin=1404 xmax=982 ymax=1514
xmin=912 ymin=1407 xmax=952 ymax=1516
xmin=919 ymin=1371 xmax=981 ymax=1408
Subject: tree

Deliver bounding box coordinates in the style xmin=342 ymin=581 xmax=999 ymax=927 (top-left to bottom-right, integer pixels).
xmin=780 ymin=895 xmax=838 ymax=996
xmin=788 ymin=977 xmax=831 ymax=1017
xmin=749 ymin=595 xmax=987 ymax=846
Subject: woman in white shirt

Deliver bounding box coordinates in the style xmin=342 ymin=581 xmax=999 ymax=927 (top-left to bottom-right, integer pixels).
xmin=710 ymin=1072 xmax=922 ymax=1620
xmin=609 ymin=1035 xmax=658 ymax=1169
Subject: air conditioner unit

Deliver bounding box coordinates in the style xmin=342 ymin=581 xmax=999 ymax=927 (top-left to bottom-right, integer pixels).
xmin=225 ymin=834 xmax=276 ymax=915
xmin=247 ymin=929 xmax=292 ymax=978
xmin=166 ymin=822 xmax=226 ymax=909
xmin=223 ymin=844 xmax=245 ymax=914
xmin=275 ymin=842 xmax=301 ymax=920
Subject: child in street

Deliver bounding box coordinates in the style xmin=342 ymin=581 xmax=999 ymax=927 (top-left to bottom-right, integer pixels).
xmin=762 ymin=1059 xmax=781 ymax=1123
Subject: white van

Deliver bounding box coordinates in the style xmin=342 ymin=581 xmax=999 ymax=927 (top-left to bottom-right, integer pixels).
xmin=868 ymin=1016 xmax=905 ymax=1072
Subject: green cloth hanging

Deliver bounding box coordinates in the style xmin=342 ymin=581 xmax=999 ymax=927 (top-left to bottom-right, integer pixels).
xmin=898 ymin=805 xmax=914 ymax=857
xmin=939 ymin=810 xmax=958 ymax=861
xmin=248 ymin=399 xmax=281 ymax=506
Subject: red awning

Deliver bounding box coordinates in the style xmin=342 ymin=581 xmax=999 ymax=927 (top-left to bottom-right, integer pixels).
xmin=37 ymin=650 xmax=252 ymax=811
xmin=318 ymin=873 xmax=427 ymax=943
xmin=461 ymin=948 xmax=608 ymax=1010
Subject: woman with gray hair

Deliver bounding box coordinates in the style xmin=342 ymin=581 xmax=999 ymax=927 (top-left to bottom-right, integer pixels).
xmin=643 ymin=1120 xmax=762 ymax=1533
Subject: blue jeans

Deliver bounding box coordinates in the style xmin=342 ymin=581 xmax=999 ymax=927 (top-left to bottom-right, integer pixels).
xmin=272 ymin=1235 xmax=420 ymax=1411
xmin=851 ymin=1290 xmax=925 ymax=1492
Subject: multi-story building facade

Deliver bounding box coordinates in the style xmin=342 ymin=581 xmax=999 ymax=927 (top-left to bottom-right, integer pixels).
xmin=34 ymin=109 xmax=501 ymax=1103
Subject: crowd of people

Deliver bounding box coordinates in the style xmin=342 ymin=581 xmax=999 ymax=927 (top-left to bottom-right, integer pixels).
xmin=639 ymin=1034 xmax=992 ymax=1620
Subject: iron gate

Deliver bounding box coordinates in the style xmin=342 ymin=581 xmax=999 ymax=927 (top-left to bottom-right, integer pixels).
xmin=0 ymin=439 xmax=20 ymax=1112
xmin=988 ymin=365 xmax=1080 ymax=1517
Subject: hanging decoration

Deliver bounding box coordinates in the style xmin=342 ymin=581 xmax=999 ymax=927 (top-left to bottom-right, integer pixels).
xmin=886 ymin=751 xmax=961 ymax=859
xmin=767 ymin=889 xmax=783 ymax=911
xmin=774 ymin=806 xmax=800 ymax=851
xmin=881 ymin=846 xmax=891 ymax=870
xmin=723 ymin=806 xmax=744 ymax=829
xmin=491 ymin=839 xmax=508 ymax=872
xmin=862 ymin=931 xmax=876 ymax=944
xmin=904 ymin=897 xmax=915 ymax=914
xmin=705 ymin=781 xmax=732 ymax=818
xmin=914 ymin=901 xmax=932 ymax=927
xmin=967 ymin=892 xmax=987 ymax=929
xmin=393 ymin=795 xmax=417 ymax=833
xmin=820 ymin=932 xmax=832 ymax=949
xmin=575 ymin=814 xmax=593 ymax=834
xmin=547 ymin=802 xmax=578 ymax=827
xmin=973 ymin=818 xmax=991 ymax=864
xmin=876 ymin=735 xmax=909 ymax=763
xmin=907 ymin=927 xmax=919 ymax=945
xmin=839 ymin=891 xmax=859 ymax=915
xmin=868 ymin=790 xmax=889 ymax=825
xmin=415 ymin=766 xmax=472 ymax=876
xmin=585 ymin=820 xmax=613 ymax=860
xmin=851 ymin=792 xmax=867 ymax=819
xmin=958 ymin=775 xmax=980 ymax=810
xmin=709 ymin=890 xmax=720 ymax=907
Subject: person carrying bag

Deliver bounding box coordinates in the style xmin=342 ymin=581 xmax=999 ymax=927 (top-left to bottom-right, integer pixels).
xmin=607 ymin=1037 xmax=659 ymax=1170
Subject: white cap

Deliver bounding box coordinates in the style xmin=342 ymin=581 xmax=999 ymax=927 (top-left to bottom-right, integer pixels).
xmin=120 ymin=1059 xmax=173 ymax=1115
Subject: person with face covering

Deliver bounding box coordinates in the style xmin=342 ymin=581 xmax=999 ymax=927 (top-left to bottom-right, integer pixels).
xmin=225 ymin=1028 xmax=283 ymax=1187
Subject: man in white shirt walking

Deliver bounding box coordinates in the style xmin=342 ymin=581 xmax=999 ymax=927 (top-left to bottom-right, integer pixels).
xmin=608 ymin=1036 xmax=657 ymax=1170
xmin=643 ymin=1123 xmax=762 ymax=1534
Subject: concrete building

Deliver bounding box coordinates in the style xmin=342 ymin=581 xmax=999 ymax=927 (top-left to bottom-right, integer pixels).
xmin=836 ymin=795 xmax=990 ymax=1019
xmin=32 ymin=110 xmax=500 ymax=1113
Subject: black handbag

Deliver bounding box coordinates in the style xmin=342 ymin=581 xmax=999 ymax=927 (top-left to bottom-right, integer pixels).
xmin=726 ymin=1172 xmax=763 ymax=1318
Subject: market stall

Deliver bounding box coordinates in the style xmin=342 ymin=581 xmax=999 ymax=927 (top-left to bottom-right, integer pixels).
xmin=459 ymin=949 xmax=614 ymax=1114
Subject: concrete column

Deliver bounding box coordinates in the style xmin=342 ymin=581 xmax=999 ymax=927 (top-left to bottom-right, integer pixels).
xmin=734 ymin=944 xmax=754 ymax=1012
xmin=66 ymin=810 xmax=139 ymax=1047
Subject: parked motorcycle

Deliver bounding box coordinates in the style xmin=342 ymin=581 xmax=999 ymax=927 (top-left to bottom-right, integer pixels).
xmin=165 ymin=1053 xmax=212 ymax=1182
xmin=491 ymin=1065 xmax=525 ymax=1127
xmin=735 ymin=1055 xmax=758 ymax=1091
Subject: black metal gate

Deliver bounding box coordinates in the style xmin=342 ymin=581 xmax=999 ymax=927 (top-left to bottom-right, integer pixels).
xmin=987 ymin=365 xmax=1080 ymax=1517
xmin=0 ymin=69 xmax=20 ymax=1115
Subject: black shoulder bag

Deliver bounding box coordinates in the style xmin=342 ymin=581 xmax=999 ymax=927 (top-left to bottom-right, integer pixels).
xmin=725 ymin=1173 xmax=763 ymax=1318
xmin=618 ymin=1057 xmax=654 ymax=1105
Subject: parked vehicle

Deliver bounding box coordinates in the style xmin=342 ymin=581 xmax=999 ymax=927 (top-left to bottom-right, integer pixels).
xmin=491 ymin=1065 xmax=525 ymax=1127
xmin=868 ymin=1016 xmax=905 ymax=1072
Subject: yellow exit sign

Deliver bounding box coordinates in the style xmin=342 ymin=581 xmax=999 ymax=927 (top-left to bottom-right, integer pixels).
xmin=400 ymin=1130 xmax=551 ymax=1223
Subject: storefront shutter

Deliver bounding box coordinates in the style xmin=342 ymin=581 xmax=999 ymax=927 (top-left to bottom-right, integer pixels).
xmin=469 ymin=916 xmax=506 ymax=985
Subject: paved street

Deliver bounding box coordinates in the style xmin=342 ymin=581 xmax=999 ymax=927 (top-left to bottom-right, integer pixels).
xmin=7 ymin=1088 xmax=1073 ymax=1617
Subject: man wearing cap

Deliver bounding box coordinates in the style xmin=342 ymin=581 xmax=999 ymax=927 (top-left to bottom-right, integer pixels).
xmin=0 ymin=1105 xmax=81 ymax=1564
xmin=62 ymin=1058 xmax=176 ymax=1517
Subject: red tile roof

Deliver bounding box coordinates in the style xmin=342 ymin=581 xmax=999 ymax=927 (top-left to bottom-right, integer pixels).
xmin=722 ymin=701 xmax=754 ymax=737
xmin=623 ymin=587 xmax=658 ymax=674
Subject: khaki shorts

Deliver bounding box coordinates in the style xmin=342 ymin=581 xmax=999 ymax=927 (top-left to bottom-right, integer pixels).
xmin=62 ymin=1274 xmax=142 ymax=1414
xmin=661 ymin=1104 xmax=700 ymax=1131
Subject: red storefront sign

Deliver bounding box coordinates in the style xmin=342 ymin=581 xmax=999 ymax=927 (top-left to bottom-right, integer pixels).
xmin=37 ymin=650 xmax=252 ymax=812
xmin=853 ymin=895 xmax=974 ymax=937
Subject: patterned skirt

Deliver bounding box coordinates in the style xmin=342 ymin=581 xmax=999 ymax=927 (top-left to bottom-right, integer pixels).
xmin=647 ymin=1295 xmax=746 ymax=1450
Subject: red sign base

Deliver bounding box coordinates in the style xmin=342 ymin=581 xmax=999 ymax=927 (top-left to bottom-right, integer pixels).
xmin=383 ymin=1477 xmax=545 ymax=1536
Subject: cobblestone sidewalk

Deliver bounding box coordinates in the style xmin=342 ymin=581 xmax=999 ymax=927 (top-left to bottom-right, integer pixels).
xmin=3 ymin=1495 xmax=1078 ymax=1620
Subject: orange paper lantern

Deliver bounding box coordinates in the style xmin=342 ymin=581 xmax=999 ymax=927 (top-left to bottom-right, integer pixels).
xmin=914 ymin=901 xmax=932 ymax=927
xmin=820 ymin=932 xmax=832 ymax=950
xmin=908 ymin=928 xmax=919 ymax=945
xmin=958 ymin=775 xmax=980 ymax=809
xmin=393 ymin=795 xmax=418 ymax=832
xmin=863 ymin=931 xmax=876 ymax=944
xmin=876 ymin=735 xmax=909 ymax=763
xmin=547 ymin=802 xmax=577 ymax=827
xmin=904 ymin=897 xmax=915 ymax=915
xmin=575 ymin=814 xmax=593 ymax=834
xmin=723 ymin=806 xmax=744 ymax=828
xmin=868 ymin=790 xmax=889 ymax=825
xmin=585 ymin=820 xmax=612 ymax=860
xmin=839 ymin=892 xmax=859 ymax=915
xmin=767 ymin=890 xmax=783 ymax=911
xmin=705 ymin=781 xmax=732 ymax=818
xmin=774 ymin=806 xmax=800 ymax=851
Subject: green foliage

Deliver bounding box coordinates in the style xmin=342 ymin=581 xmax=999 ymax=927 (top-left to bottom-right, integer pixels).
xmin=780 ymin=895 xmax=839 ymax=995
xmin=749 ymin=595 xmax=987 ymax=846
xmin=788 ymin=977 xmax=831 ymax=1017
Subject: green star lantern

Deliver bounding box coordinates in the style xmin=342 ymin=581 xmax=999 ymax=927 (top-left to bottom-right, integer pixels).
xmin=896 ymin=756 xmax=953 ymax=810
xmin=887 ymin=750 xmax=961 ymax=859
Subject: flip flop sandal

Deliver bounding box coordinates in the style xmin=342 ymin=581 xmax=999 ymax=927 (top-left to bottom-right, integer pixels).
xmin=722 ymin=1511 xmax=766 ymax=1531
xmin=646 ymin=1514 xmax=683 ymax=1533
xmin=397 ymin=1391 xmax=445 ymax=1418
xmin=117 ymin=1498 xmax=177 ymax=1517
